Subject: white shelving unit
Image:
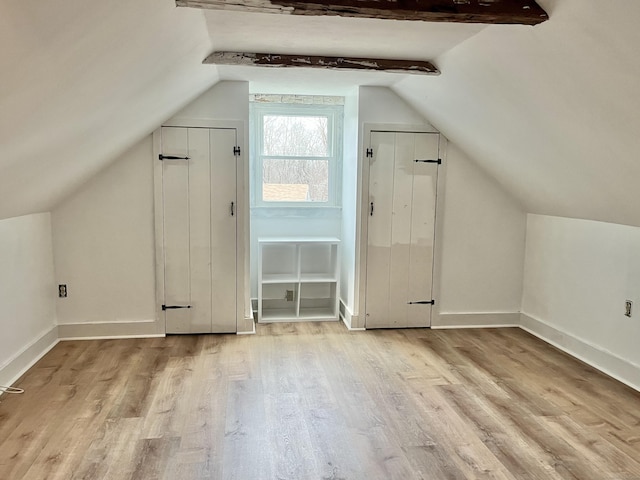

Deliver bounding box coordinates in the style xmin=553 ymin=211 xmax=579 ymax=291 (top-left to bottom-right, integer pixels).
xmin=258 ymin=237 xmax=340 ymax=323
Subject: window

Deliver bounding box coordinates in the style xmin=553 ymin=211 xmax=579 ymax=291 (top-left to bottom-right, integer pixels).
xmin=251 ymin=102 xmax=343 ymax=207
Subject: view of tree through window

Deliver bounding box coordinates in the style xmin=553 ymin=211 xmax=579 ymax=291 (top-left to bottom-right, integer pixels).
xmin=262 ymin=115 xmax=330 ymax=202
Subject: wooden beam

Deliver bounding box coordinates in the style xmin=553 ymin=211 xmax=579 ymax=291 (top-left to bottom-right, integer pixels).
xmin=204 ymin=52 xmax=440 ymax=75
xmin=178 ymin=0 xmax=548 ymax=25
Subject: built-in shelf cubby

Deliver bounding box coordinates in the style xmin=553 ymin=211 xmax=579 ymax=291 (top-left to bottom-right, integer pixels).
xmin=258 ymin=237 xmax=340 ymax=323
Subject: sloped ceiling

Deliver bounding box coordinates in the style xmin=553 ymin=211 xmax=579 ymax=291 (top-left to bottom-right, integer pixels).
xmin=0 ymin=0 xmax=217 ymax=220
xmin=3 ymin=0 xmax=640 ymax=227
xmin=396 ymin=0 xmax=640 ymax=226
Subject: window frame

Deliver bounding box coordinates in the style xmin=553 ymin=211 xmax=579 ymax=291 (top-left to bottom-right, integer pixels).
xmin=251 ymin=102 xmax=343 ymax=208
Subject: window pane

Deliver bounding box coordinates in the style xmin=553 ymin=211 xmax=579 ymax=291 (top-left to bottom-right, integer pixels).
xmin=263 ymin=115 xmax=329 ymax=157
xmin=263 ymin=159 xmax=328 ymax=202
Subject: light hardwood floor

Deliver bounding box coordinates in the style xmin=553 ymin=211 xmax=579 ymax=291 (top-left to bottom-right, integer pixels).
xmin=1 ymin=323 xmax=639 ymax=479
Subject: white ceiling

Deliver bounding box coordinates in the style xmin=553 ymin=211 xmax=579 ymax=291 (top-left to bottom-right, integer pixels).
xmin=2 ymin=0 xmax=640 ymax=227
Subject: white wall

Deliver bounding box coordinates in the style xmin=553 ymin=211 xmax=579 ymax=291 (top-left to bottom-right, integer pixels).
xmin=340 ymin=88 xmax=359 ymax=316
xmin=352 ymin=88 xmax=527 ymax=328
xmin=359 ymin=86 xmax=429 ymax=127
xmin=0 ymin=213 xmax=58 ymax=387
xmin=168 ymin=80 xmax=249 ymax=123
xmin=522 ymin=214 xmax=640 ymax=389
xmin=436 ymin=142 xmax=527 ymax=325
xmin=51 ymin=81 xmax=252 ymax=337
xmin=52 ymin=137 xmax=157 ymax=337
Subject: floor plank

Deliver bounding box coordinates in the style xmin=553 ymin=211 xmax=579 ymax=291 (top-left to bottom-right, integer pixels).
xmin=0 ymin=324 xmax=639 ymax=479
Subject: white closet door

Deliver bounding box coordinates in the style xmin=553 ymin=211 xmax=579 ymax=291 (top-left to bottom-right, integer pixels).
xmin=365 ymin=131 xmax=439 ymax=329
xmin=161 ymin=127 xmax=237 ymax=334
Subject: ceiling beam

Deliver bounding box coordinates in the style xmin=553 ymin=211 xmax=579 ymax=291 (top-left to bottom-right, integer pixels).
xmin=178 ymin=0 xmax=548 ymax=25
xmin=204 ymin=52 xmax=440 ymax=75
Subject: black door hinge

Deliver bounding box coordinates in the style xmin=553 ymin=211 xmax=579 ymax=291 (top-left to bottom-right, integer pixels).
xmin=407 ymin=300 xmax=436 ymax=305
xmin=415 ymin=159 xmax=442 ymax=164
xmin=159 ymin=154 xmax=190 ymax=161
xmin=233 ymin=146 xmax=241 ymax=156
xmin=366 ymin=148 xmax=373 ymax=158
xmin=162 ymin=305 xmax=192 ymax=311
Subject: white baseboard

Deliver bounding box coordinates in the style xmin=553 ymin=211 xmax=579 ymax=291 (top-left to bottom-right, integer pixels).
xmin=57 ymin=319 xmax=162 ymax=340
xmin=520 ymin=313 xmax=640 ymax=392
xmin=432 ymin=312 xmax=520 ymax=329
xmin=237 ymin=316 xmax=256 ymax=335
xmin=339 ymin=300 xmax=365 ymax=331
xmin=0 ymin=325 xmax=59 ymax=391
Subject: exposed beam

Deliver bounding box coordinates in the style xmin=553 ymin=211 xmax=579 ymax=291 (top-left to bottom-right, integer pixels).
xmin=204 ymin=52 xmax=440 ymax=75
xmin=178 ymin=0 xmax=548 ymax=25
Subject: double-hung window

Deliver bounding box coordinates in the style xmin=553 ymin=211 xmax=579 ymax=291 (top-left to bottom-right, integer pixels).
xmin=251 ymin=102 xmax=343 ymax=207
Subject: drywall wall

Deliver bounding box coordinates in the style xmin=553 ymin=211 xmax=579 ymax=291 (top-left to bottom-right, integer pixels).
xmin=359 ymin=86 xmax=431 ymax=128
xmin=52 ymin=137 xmax=157 ymax=338
xmin=167 ymin=80 xmax=249 ymax=124
xmin=522 ymin=214 xmax=640 ymax=389
xmin=340 ymin=88 xmax=359 ymax=320
xmin=0 ymin=213 xmax=57 ymax=387
xmin=52 ymin=81 xmax=251 ymax=338
xmin=436 ymin=142 xmax=527 ymax=327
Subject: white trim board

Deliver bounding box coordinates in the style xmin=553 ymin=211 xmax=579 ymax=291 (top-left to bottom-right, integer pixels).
xmin=57 ymin=320 xmax=161 ymax=339
xmin=432 ymin=312 xmax=520 ymax=329
xmin=520 ymin=313 xmax=640 ymax=393
xmin=0 ymin=325 xmax=59 ymax=392
xmin=340 ymin=300 xmax=365 ymax=331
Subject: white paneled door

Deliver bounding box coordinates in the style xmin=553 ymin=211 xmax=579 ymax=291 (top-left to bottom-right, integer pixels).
xmin=161 ymin=127 xmax=237 ymax=333
xmin=365 ymin=131 xmax=439 ymax=328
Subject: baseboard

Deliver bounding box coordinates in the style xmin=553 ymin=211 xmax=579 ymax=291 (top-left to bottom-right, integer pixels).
xmin=0 ymin=325 xmax=59 ymax=391
xmin=432 ymin=312 xmax=520 ymax=329
xmin=57 ymin=319 xmax=162 ymax=340
xmin=237 ymin=316 xmax=256 ymax=335
xmin=520 ymin=313 xmax=640 ymax=392
xmin=339 ymin=300 xmax=365 ymax=331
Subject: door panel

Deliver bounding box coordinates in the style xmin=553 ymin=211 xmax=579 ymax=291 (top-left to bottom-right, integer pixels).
xmin=388 ymin=133 xmax=414 ymax=327
xmin=188 ymin=128 xmax=213 ymax=333
xmin=406 ymin=133 xmax=439 ymax=327
xmin=162 ymin=127 xmax=192 ymax=333
xmin=365 ymin=131 xmax=439 ymax=329
xmin=161 ymin=127 xmax=237 ymax=334
xmin=210 ymin=129 xmax=237 ymax=333
xmin=364 ymin=132 xmax=394 ymax=328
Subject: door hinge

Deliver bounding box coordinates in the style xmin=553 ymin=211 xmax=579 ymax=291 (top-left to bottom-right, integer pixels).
xmin=366 ymin=148 xmax=373 ymax=158
xmin=407 ymin=300 xmax=435 ymax=305
xmin=162 ymin=305 xmax=192 ymax=311
xmin=159 ymin=154 xmax=190 ymax=161
xmin=233 ymin=146 xmax=241 ymax=156
xmin=415 ymin=159 xmax=442 ymax=164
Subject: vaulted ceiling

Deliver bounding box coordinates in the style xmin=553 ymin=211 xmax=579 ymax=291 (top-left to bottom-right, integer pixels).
xmin=2 ymin=0 xmax=639 ymax=226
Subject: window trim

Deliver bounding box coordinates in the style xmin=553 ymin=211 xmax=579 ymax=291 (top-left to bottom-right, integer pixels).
xmin=251 ymin=102 xmax=343 ymax=208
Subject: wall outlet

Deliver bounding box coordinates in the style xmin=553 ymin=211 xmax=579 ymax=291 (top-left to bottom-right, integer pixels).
xmin=285 ymin=290 xmax=294 ymax=302
xmin=59 ymin=284 xmax=67 ymax=298
xmin=624 ymin=300 xmax=632 ymax=318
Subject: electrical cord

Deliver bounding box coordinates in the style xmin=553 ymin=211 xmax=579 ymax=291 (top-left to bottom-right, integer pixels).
xmin=0 ymin=385 xmax=24 ymax=394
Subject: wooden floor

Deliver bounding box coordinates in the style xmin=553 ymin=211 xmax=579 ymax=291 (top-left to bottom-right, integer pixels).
xmin=1 ymin=323 xmax=639 ymax=480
